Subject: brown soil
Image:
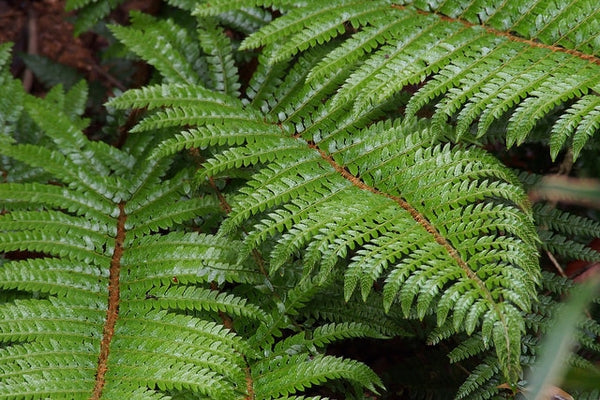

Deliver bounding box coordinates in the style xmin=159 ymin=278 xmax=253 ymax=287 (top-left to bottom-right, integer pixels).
xmin=0 ymin=0 xmax=158 ymax=93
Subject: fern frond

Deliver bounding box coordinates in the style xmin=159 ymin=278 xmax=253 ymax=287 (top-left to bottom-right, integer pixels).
xmin=538 ymin=230 xmax=600 ymax=263
xmin=238 ymin=1 xmax=390 ymax=62
xmin=307 ymin=286 xmax=414 ymax=337
xmin=194 ymin=0 xmax=302 ymax=18
xmin=194 ymin=114 xmax=538 ymax=382
xmin=65 ymin=0 xmax=124 ymax=35
xmin=305 ymin=13 xmax=410 ymax=83
xmin=454 ymin=357 xmax=500 ymax=400
xmin=107 ymin=85 xmax=267 ymax=132
xmin=124 ymin=285 xmax=268 ymax=321
xmin=109 ymin=12 xmax=203 ymax=85
xmin=116 ymin=33 xmax=542 ymax=382
xmin=0 ymin=77 xmax=24 ymax=137
xmin=107 ymin=83 xmax=244 ymax=111
xmin=217 ymin=7 xmax=273 ymax=34
xmin=252 ymin=354 xmax=383 ymax=397
xmin=267 ymin=44 xmax=357 ymax=126
xmin=205 ymin=1 xmax=600 ymax=158
xmin=550 ymin=94 xmax=600 ymax=160
xmin=245 ymin=53 xmax=291 ymax=110
xmin=0 ymin=183 xmax=116 ymax=224
xmin=533 ymin=203 xmax=600 ymax=239
xmin=197 ymin=18 xmax=241 ymax=96
xmin=150 ymin=122 xmax=283 ymax=159
xmin=1 ymin=84 xmax=267 ymax=398
xmin=309 ymin=322 xmax=388 ymax=347
xmin=0 ymin=42 xmax=12 ymax=70
xmin=103 ymin=2 xmax=600 ymax=396
xmin=412 ymin=0 xmax=600 ymax=56
xmin=0 ymin=258 xmax=106 ymax=303
xmin=1 ymin=143 xmax=118 ymax=199
xmin=122 ymin=231 xmax=258 ymax=286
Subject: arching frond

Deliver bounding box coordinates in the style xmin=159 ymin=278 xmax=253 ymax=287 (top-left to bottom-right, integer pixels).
xmin=5 ymin=0 xmax=600 ymax=398
xmin=0 ymin=59 xmax=383 ymax=399
xmin=199 ymin=0 xmax=600 ymax=159
xmin=109 ymin=12 xmax=204 ymax=85
xmin=197 ymin=17 xmax=241 ymax=96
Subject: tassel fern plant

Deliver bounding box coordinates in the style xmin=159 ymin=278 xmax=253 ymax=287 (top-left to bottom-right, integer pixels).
xmin=1 ymin=0 xmax=600 ymax=398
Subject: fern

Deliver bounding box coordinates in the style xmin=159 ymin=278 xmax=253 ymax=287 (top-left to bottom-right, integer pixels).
xmin=109 ymin=6 xmax=545 ymax=388
xmin=195 ymin=0 xmax=600 ymax=160
xmin=65 ymin=0 xmax=125 ymax=36
xmin=3 ymin=0 xmax=600 ymax=398
xmin=0 ymin=44 xmax=384 ymax=398
xmin=107 ymin=1 xmax=600 ymax=396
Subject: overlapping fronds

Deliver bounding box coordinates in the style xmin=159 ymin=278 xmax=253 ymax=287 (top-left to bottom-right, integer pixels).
xmin=113 ymin=51 xmax=542 ymax=386
xmin=445 ymin=271 xmax=600 ymax=400
xmin=0 ymin=71 xmax=383 ymax=398
xmin=0 ymin=83 xmax=244 ymax=398
xmin=196 ymin=0 xmax=600 ymax=160
xmin=5 ymin=0 xmax=600 ymax=398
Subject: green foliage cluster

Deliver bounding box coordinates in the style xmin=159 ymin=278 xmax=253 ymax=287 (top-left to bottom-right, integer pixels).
xmin=1 ymin=1 xmax=600 ymax=399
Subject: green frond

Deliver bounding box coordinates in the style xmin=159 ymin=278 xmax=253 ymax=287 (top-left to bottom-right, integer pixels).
xmin=305 ymin=14 xmax=410 ymax=83
xmin=127 ymin=196 xmax=222 ymax=237
xmin=121 ymin=231 xmax=260 ymax=286
xmin=0 ymin=76 xmax=24 ymax=137
xmin=0 ymin=42 xmax=12 ymax=70
xmin=454 ymin=357 xmax=500 ymax=400
xmin=64 ymin=0 xmax=97 ymax=11
xmin=0 ymin=229 xmax=111 ymax=266
xmin=107 ymin=83 xmax=244 ymax=111
xmin=307 ymin=287 xmax=414 ymax=337
xmin=0 ymin=183 xmax=117 ymax=224
xmin=1 ymin=81 xmax=265 ymax=398
xmin=124 ymin=285 xmax=268 ymax=321
xmin=216 ymin=8 xmax=273 ymax=35
xmin=201 ymin=138 xmax=316 ymax=183
xmin=0 ymin=258 xmax=106 ymax=304
xmin=194 ymin=0 xmax=301 ymax=18
xmin=267 ymin=44 xmax=355 ymax=125
xmin=192 ymin=112 xmax=538 ymax=382
xmin=246 ymin=53 xmax=291 ymax=110
xmin=150 ymin=122 xmax=282 ymax=159
xmin=533 ymin=203 xmax=600 ymax=238
xmin=1 ymin=143 xmax=117 ymax=199
xmin=9 ymin=95 xmax=127 ymax=199
xmin=0 ymin=209 xmax=113 ymax=245
xmin=252 ymin=354 xmax=383 ymax=397
xmin=0 ymin=297 xmax=105 ymax=343
xmin=239 ymin=0 xmax=391 ymax=63
xmin=197 ymin=18 xmax=241 ymax=96
xmin=69 ymin=0 xmax=124 ymax=36
xmin=412 ymin=0 xmax=600 ymax=56
xmin=538 ymin=230 xmax=600 ymax=263
xmin=63 ymin=80 xmax=90 ymax=119
xmin=11 ymin=2 xmax=598 ymax=398
xmin=201 ymin=1 xmax=600 ymax=158
xmin=109 ymin=12 xmax=203 ymax=85
xmin=550 ymin=95 xmax=600 ymax=160
xmin=130 ymin=105 xmax=265 ymax=133
xmin=0 ymin=338 xmax=98 ymax=397
xmin=309 ymin=322 xmax=388 ymax=347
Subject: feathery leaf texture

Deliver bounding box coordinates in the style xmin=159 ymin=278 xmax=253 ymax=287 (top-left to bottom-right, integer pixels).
xmin=3 ymin=0 xmax=600 ymax=398
xmin=196 ymin=0 xmax=600 ymax=160
xmin=113 ymin=47 xmax=542 ymax=388
xmin=0 ymin=72 xmax=383 ymax=397
xmin=109 ymin=0 xmax=600 ymax=392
